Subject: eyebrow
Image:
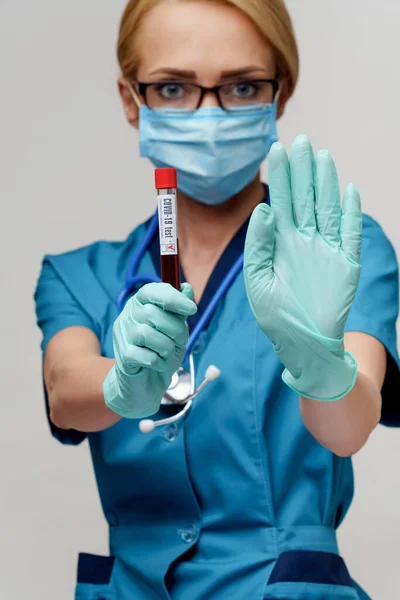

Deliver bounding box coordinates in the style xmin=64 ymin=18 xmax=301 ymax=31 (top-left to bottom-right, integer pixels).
xmin=147 ymin=66 xmax=271 ymax=80
xmin=220 ymin=67 xmax=271 ymax=80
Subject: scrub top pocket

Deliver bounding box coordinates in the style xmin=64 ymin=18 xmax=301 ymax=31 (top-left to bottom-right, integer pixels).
xmin=263 ymin=551 xmax=361 ymax=600
xmin=74 ymin=553 xmax=115 ymax=600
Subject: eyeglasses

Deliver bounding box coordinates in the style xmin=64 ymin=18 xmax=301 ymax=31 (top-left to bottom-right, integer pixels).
xmin=133 ymin=79 xmax=279 ymax=112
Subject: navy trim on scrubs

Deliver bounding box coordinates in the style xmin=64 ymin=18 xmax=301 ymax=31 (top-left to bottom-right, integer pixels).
xmin=148 ymin=185 xmax=270 ymax=331
xmin=267 ymin=551 xmax=354 ymax=587
xmin=380 ymin=352 xmax=400 ymax=427
xmin=77 ymin=553 xmax=115 ymax=584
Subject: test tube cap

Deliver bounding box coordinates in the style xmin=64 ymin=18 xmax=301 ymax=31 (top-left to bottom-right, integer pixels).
xmin=155 ymin=168 xmax=177 ymax=190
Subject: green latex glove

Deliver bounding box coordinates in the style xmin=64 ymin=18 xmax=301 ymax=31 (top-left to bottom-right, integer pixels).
xmin=104 ymin=282 xmax=197 ymax=418
xmin=244 ymin=135 xmax=362 ymax=401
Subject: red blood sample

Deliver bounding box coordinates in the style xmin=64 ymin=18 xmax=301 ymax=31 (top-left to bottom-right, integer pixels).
xmin=155 ymin=168 xmax=181 ymax=290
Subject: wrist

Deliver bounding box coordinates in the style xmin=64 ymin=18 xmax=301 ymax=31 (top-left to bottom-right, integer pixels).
xmin=103 ymin=365 xmax=126 ymax=416
xmin=103 ymin=364 xmax=163 ymax=419
xmin=282 ymin=350 xmax=358 ymax=402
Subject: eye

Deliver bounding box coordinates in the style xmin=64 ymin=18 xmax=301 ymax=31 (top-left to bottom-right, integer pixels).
xmin=156 ymin=83 xmax=186 ymax=100
xmin=147 ymin=82 xmax=200 ymax=111
xmin=231 ymin=81 xmax=259 ymax=98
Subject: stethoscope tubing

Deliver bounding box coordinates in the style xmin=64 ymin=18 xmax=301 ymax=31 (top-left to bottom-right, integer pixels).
xmin=185 ymin=254 xmax=243 ymax=355
xmin=115 ymin=214 xmax=161 ymax=312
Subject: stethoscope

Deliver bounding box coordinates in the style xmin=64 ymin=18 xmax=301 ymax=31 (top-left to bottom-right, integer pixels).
xmin=115 ymin=211 xmax=244 ymax=433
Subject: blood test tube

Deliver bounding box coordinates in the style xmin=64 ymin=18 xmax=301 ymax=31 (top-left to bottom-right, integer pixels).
xmin=155 ymin=168 xmax=181 ymax=290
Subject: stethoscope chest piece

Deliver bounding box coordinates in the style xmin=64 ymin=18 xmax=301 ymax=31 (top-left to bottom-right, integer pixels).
xmin=162 ymin=368 xmax=193 ymax=405
xmin=139 ymin=355 xmax=221 ymax=434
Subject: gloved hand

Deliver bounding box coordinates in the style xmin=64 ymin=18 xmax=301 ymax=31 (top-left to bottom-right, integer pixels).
xmin=103 ymin=282 xmax=197 ymax=418
xmin=244 ymin=135 xmax=362 ymax=401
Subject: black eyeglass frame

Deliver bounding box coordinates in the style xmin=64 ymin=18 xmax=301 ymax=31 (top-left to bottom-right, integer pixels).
xmin=134 ymin=79 xmax=280 ymax=111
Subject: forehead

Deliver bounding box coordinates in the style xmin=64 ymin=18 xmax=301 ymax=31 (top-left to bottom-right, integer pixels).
xmin=136 ymin=1 xmax=275 ymax=79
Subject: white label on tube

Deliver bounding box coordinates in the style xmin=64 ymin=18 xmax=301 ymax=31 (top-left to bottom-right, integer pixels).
xmin=158 ymin=193 xmax=178 ymax=255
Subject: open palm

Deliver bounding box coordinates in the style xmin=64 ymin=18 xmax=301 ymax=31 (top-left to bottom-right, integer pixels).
xmin=244 ymin=136 xmax=362 ymax=400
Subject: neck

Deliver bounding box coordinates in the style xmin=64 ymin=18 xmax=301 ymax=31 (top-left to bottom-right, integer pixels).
xmin=177 ymin=177 xmax=265 ymax=256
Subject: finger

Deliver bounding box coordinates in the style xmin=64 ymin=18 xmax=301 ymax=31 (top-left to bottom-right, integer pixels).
xmin=268 ymin=142 xmax=295 ymax=233
xmin=136 ymin=282 xmax=197 ymax=317
xmin=315 ymin=150 xmax=341 ymax=245
xmin=290 ymin=135 xmax=317 ymax=232
xmin=244 ymin=204 xmax=276 ymax=284
xmin=181 ymin=282 xmax=195 ymax=301
xmin=340 ymin=183 xmax=362 ymax=264
xmin=112 ymin=316 xmax=131 ymax=367
xmin=131 ymin=299 xmax=190 ymax=345
xmin=128 ymin=323 xmax=176 ymax=360
xmin=120 ymin=345 xmax=168 ymax=374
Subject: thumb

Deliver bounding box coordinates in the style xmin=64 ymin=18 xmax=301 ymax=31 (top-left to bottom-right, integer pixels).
xmin=340 ymin=184 xmax=362 ymax=265
xmin=180 ymin=282 xmax=195 ymax=302
xmin=244 ymin=204 xmax=276 ymax=282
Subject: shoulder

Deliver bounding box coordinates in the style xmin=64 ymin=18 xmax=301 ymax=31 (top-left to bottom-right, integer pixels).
xmin=347 ymin=212 xmax=399 ymax=366
xmin=42 ymin=222 xmax=147 ymax=279
xmin=361 ymin=213 xmax=396 ymax=248
xmin=360 ymin=213 xmax=398 ymax=269
xmin=35 ymin=221 xmax=149 ymax=327
xmin=347 ymin=213 xmax=398 ymax=333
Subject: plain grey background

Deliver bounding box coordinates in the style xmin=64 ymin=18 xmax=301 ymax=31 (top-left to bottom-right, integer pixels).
xmin=1 ymin=0 xmax=399 ymax=598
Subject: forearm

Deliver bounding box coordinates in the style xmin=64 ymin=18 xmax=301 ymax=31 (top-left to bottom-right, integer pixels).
xmin=300 ymin=370 xmax=382 ymax=457
xmin=47 ymin=355 xmax=121 ymax=432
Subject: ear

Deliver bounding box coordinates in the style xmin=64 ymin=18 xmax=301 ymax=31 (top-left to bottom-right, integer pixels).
xmin=276 ymin=74 xmax=292 ymax=120
xmin=118 ymin=76 xmax=140 ymax=129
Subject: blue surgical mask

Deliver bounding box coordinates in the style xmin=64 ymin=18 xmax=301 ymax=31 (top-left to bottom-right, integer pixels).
xmin=139 ymin=104 xmax=278 ymax=205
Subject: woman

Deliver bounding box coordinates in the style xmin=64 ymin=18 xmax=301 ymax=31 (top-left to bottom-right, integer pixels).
xmin=34 ymin=0 xmax=399 ymax=598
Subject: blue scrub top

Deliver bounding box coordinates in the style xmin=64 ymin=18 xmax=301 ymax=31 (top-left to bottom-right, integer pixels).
xmin=34 ymin=190 xmax=399 ymax=600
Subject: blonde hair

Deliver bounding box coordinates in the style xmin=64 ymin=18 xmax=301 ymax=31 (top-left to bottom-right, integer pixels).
xmin=117 ymin=0 xmax=299 ymax=98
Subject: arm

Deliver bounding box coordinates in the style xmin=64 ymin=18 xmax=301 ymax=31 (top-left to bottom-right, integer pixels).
xmin=244 ymin=136 xmax=387 ymax=455
xmin=44 ymin=284 xmax=197 ymax=432
xmin=44 ymin=326 xmax=121 ymax=432
xmin=300 ymin=332 xmax=386 ymax=457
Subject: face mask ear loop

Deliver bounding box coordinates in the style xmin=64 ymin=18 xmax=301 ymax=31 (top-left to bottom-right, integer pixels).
xmin=275 ymin=85 xmax=282 ymax=105
xmin=126 ymin=80 xmax=143 ymax=109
